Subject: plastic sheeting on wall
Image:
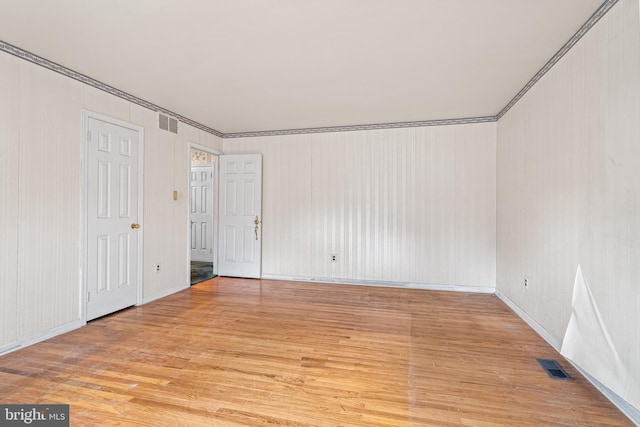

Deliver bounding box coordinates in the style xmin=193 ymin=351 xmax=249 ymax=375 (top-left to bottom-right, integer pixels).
xmin=561 ymin=265 xmax=637 ymax=412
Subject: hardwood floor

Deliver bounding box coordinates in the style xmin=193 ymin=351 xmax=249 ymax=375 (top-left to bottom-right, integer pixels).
xmin=0 ymin=277 xmax=632 ymax=426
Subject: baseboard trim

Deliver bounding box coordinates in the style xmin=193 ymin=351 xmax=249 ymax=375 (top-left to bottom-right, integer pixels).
xmin=0 ymin=285 xmax=190 ymax=357
xmin=570 ymin=363 xmax=640 ymax=425
xmin=260 ymin=274 xmax=495 ymax=294
xmin=141 ymin=283 xmax=189 ymax=305
xmin=0 ymin=319 xmax=84 ymax=356
xmin=495 ymin=289 xmax=639 ymax=426
xmin=494 ymin=289 xmax=560 ymax=350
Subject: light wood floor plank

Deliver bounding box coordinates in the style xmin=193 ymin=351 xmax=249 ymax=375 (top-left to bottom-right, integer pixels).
xmin=0 ymin=277 xmax=632 ymax=426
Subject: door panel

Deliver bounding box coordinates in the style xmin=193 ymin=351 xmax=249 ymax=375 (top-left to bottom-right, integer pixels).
xmin=87 ymin=117 xmax=140 ymax=321
xmin=218 ymin=154 xmax=262 ymax=278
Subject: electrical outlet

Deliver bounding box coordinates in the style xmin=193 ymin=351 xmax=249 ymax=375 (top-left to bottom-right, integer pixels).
xmin=156 ymin=264 xmax=161 ymax=273
xmin=331 ymin=254 xmax=337 ymax=262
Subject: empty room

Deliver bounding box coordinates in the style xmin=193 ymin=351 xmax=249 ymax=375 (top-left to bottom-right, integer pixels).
xmin=0 ymin=0 xmax=638 ymax=425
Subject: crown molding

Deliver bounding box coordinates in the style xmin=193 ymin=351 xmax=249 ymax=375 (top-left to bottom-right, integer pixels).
xmin=0 ymin=40 xmax=224 ymax=138
xmin=497 ymin=0 xmax=620 ymax=119
xmin=0 ymin=0 xmax=621 ymax=138
xmin=222 ymin=116 xmax=498 ymax=139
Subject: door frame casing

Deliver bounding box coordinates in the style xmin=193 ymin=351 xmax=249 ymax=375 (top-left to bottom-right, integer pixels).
xmin=80 ymin=110 xmax=144 ymax=323
xmin=187 ymin=143 xmax=221 ymax=281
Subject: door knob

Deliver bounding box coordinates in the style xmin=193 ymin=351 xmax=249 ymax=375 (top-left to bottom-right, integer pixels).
xmin=131 ymin=223 xmax=140 ymax=229
xmin=254 ymin=215 xmax=260 ymax=240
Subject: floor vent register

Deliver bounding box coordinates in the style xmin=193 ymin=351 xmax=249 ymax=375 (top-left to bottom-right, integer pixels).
xmin=537 ymin=358 xmax=572 ymax=380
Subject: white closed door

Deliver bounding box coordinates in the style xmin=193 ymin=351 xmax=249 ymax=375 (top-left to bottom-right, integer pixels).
xmin=190 ymin=165 xmax=214 ymax=262
xmin=86 ymin=117 xmax=140 ymax=321
xmin=218 ymin=154 xmax=262 ymax=278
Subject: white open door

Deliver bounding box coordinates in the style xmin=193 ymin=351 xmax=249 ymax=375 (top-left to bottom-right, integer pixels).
xmin=86 ymin=116 xmax=141 ymax=321
xmin=218 ymin=154 xmax=262 ymax=278
xmin=190 ymin=164 xmax=214 ymax=262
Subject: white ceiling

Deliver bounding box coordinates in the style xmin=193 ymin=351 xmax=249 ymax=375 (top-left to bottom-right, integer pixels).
xmin=0 ymin=0 xmax=604 ymax=134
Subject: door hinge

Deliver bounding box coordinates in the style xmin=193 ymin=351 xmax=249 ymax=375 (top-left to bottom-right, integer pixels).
xmin=87 ymin=130 xmax=91 ymax=142
xmin=86 ymin=292 xmax=90 ymax=303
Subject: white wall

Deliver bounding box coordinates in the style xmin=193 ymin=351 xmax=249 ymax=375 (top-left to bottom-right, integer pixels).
xmin=497 ymin=0 xmax=640 ymax=411
xmin=4 ymin=1 xmax=636 ymax=412
xmin=224 ymin=123 xmax=496 ymax=288
xmin=0 ymin=50 xmax=21 ymax=348
xmin=0 ymin=50 xmax=222 ymax=351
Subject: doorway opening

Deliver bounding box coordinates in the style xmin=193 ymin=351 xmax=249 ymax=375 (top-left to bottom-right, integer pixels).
xmin=190 ymin=147 xmax=217 ymax=284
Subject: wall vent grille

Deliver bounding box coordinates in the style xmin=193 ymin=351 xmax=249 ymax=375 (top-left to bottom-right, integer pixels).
xmin=159 ymin=112 xmax=178 ymax=134
xmin=537 ymin=359 xmax=572 ymax=380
